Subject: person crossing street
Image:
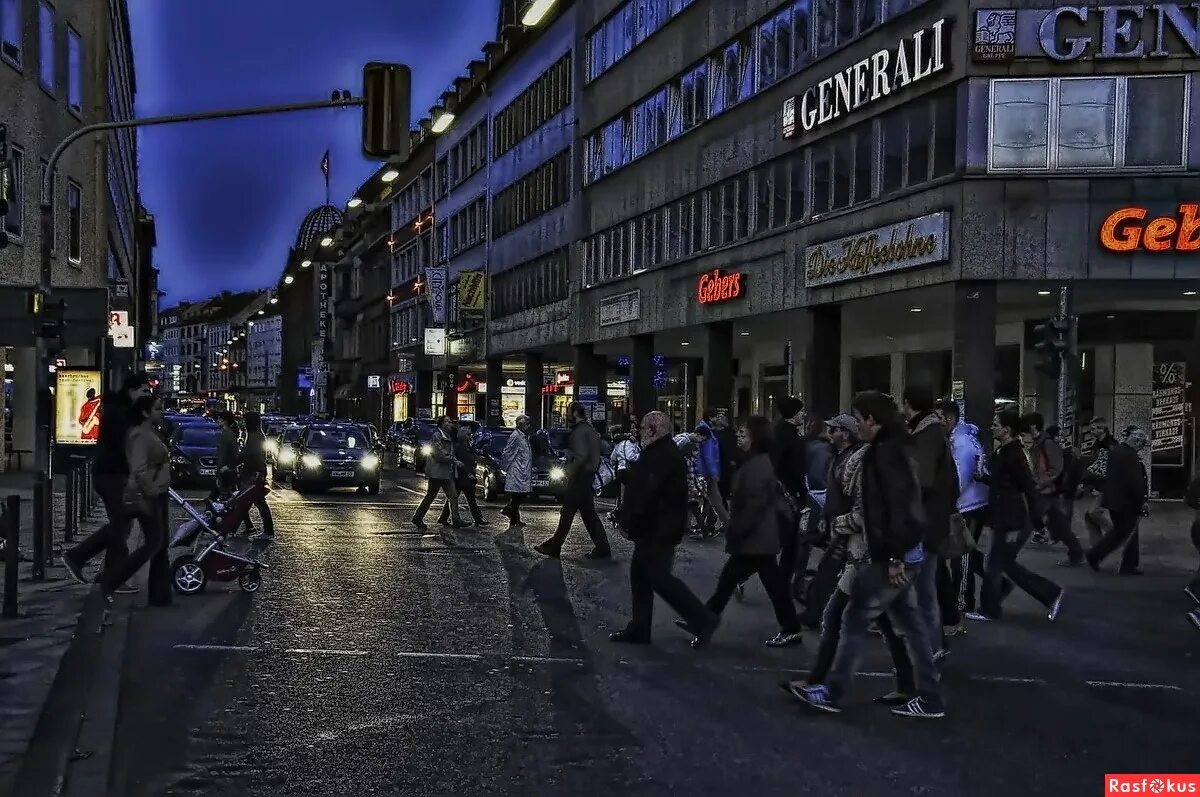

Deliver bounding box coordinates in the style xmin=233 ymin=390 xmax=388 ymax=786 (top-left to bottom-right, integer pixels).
xmin=535 ymin=402 xmax=610 ymax=559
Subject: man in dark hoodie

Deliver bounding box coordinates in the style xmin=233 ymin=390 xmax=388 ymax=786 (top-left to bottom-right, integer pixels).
xmin=61 ymin=373 xmax=153 ymax=587
xmin=771 ymin=396 xmax=809 ymax=590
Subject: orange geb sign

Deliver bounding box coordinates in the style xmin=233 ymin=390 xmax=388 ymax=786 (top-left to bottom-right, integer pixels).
xmin=1099 ymin=203 xmax=1200 ymax=253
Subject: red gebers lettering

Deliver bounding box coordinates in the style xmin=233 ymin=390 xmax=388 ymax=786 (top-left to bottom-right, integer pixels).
xmin=696 ymin=269 xmax=745 ymax=305
xmin=1100 ymin=203 xmax=1200 ymax=253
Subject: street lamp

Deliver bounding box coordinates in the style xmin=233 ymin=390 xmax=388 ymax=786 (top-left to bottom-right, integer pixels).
xmin=284 ymin=275 xmax=295 ymax=285
xmin=381 ymin=169 xmax=399 ymax=183
xmin=270 ymin=296 xmax=279 ymax=305
xmin=347 ymin=197 xmax=363 ymax=208
xmin=431 ymin=109 xmax=454 ymax=133
xmin=320 ymin=235 xmax=334 ymax=247
xmin=301 ymin=259 xmax=312 ymax=268
xmin=521 ymin=0 xmax=558 ymax=26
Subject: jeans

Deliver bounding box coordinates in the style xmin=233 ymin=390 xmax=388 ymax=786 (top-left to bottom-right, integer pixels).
xmin=914 ymin=554 xmax=944 ymax=655
xmin=1045 ymin=495 xmax=1083 ymax=561
xmin=101 ymin=495 xmax=170 ymax=603
xmin=808 ymin=587 xmax=914 ymax=693
xmin=1088 ymin=510 xmax=1141 ymax=572
xmin=825 ymin=562 xmax=942 ymax=706
xmin=626 ymin=544 xmax=713 ymax=637
xmin=544 ymin=475 xmax=609 ymax=554
xmin=66 ymin=473 xmax=131 ymax=578
xmin=413 ymin=478 xmax=459 ymax=525
xmin=439 ymin=480 xmax=484 ymax=524
xmin=980 ymin=525 xmax=1061 ymax=619
xmin=502 ymin=493 xmax=527 ymax=524
xmin=706 ymin=554 xmax=799 ymax=634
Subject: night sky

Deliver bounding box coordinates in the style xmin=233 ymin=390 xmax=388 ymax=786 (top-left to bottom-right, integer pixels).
xmin=129 ymin=0 xmax=500 ymax=305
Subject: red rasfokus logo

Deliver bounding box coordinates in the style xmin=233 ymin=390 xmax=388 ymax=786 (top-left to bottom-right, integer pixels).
xmin=1107 ymin=775 xmax=1200 ymax=795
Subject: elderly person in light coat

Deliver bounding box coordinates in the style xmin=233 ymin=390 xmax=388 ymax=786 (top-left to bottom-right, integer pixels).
xmin=411 ymin=416 xmax=466 ymax=530
xmin=501 ymin=415 xmax=533 ymax=526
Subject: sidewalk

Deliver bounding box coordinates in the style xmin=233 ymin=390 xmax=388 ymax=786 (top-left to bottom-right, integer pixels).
xmin=0 ymin=471 xmax=102 ymax=796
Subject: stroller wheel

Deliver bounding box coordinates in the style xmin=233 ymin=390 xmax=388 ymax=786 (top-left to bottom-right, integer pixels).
xmin=171 ymin=555 xmax=207 ymax=595
xmin=238 ymin=569 xmax=263 ymax=594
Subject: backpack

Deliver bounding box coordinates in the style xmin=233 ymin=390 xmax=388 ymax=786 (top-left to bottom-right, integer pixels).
xmin=1185 ymin=475 xmax=1200 ymax=511
xmin=593 ymin=458 xmax=615 ymax=492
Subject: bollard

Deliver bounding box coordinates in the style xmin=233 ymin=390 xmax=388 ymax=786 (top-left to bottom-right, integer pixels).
xmin=31 ymin=480 xmax=45 ymax=580
xmin=78 ymin=467 xmax=86 ymax=523
xmin=3 ymin=495 xmax=18 ymax=617
xmin=65 ymin=468 xmax=76 ymax=543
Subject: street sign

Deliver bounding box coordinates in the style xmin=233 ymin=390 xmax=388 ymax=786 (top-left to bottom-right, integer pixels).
xmin=578 ymin=385 xmax=598 ymax=399
xmin=426 ymin=267 xmax=447 ymax=325
xmin=108 ymin=311 xmax=134 ymax=348
xmin=367 ymin=374 xmax=381 ymax=389
xmin=458 ymin=271 xmax=485 ymax=316
xmin=54 ymin=369 xmax=102 ymax=445
xmin=423 ymin=327 xmax=446 ymax=356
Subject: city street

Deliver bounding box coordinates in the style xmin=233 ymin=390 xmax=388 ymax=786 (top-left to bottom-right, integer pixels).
xmin=46 ymin=467 xmax=1200 ymax=797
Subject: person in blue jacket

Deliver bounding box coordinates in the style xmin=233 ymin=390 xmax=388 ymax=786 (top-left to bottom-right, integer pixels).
xmin=935 ymin=399 xmax=990 ymax=626
xmin=696 ymin=409 xmax=730 ymax=531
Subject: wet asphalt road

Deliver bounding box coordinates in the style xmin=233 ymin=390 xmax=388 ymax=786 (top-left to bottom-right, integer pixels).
xmin=81 ymin=467 xmax=1200 ymax=797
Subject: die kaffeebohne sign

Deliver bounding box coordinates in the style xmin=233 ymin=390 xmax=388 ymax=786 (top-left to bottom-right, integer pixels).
xmin=804 ymin=212 xmax=950 ymax=288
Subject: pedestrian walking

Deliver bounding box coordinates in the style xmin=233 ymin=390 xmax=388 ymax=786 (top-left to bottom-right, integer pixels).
xmin=237 ymin=412 xmax=275 ymax=539
xmin=770 ymin=397 xmax=809 ymax=592
xmin=712 ymin=412 xmax=741 ymax=504
xmin=438 ymin=425 xmax=488 ymax=526
xmin=99 ymin=395 xmax=173 ymax=605
xmin=691 ymin=415 xmax=803 ymax=648
xmin=412 ymin=416 xmax=467 ymax=530
xmin=933 ymin=400 xmax=988 ymax=631
xmin=1085 ymin=428 xmax=1150 ymax=574
xmin=609 ymin=411 xmax=718 ymax=645
xmin=61 ymin=372 xmax=153 ymax=591
xmin=208 ymin=411 xmax=241 ymax=502
xmin=696 ymin=409 xmax=730 ymax=531
xmin=967 ymin=410 xmax=1064 ymax=622
xmin=788 ymin=390 xmax=946 ymax=719
xmin=1022 ymin=413 xmax=1065 ymax=548
xmin=500 ymin=416 xmax=533 ymax=526
xmin=609 ymin=418 xmax=641 ymax=513
xmin=1184 ymin=472 xmax=1200 ymax=630
xmin=535 ymin=402 xmax=610 ymax=559
xmin=1080 ymin=417 xmax=1119 ymax=546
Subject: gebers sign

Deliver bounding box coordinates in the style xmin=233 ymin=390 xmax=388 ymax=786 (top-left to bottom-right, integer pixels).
xmin=783 ymin=18 xmax=949 ymax=139
xmin=696 ymin=269 xmax=744 ymax=305
xmin=1099 ymin=203 xmax=1200 ymax=252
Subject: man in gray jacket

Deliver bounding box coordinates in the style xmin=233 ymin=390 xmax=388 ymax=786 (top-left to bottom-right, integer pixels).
xmin=411 ymin=416 xmax=467 ymax=530
xmin=536 ymin=402 xmax=610 ymax=559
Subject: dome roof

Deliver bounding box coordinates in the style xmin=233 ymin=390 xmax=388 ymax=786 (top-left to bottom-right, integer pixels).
xmin=295 ymin=205 xmax=343 ymax=251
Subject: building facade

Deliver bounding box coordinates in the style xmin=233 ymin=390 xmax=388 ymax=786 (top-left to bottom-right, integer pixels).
xmin=246 ymin=312 xmax=282 ymax=410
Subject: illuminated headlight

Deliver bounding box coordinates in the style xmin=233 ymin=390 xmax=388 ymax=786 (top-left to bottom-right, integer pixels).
xmin=301 ymin=453 xmax=321 ymax=469
xmin=278 ymin=448 xmax=295 ymax=465
xmin=549 ymin=466 xmax=565 ymax=481
xmin=420 ymin=444 xmax=433 ymax=457
xmin=361 ymin=453 xmax=380 ymax=471
xmin=171 ymin=455 xmax=189 ymax=467
xmin=264 ymin=439 xmax=279 ymax=455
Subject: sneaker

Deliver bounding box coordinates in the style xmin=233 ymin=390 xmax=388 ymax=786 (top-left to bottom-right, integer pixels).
xmin=734 ymin=583 xmax=745 ymax=602
xmin=1031 ymin=531 xmax=1051 ymax=545
xmin=1057 ymin=558 xmax=1084 ymax=568
xmin=249 ymin=530 xmax=275 ymax=541
xmin=788 ymin=683 xmax=842 ymax=714
xmin=609 ymin=628 xmax=651 ymax=645
xmin=933 ymin=648 xmax=949 ymax=664
xmin=61 ymin=556 xmax=88 ymax=585
xmin=1187 ymin=609 xmax=1200 ymax=633
xmin=583 ymin=548 xmax=612 ymax=560
xmin=533 ymin=541 xmax=560 ymax=558
xmin=1185 ymin=584 xmax=1200 ymax=605
xmin=964 ymin=611 xmax=992 ymax=622
xmin=412 ymin=520 xmax=428 ymax=531
xmin=1048 ymin=590 xmax=1066 ymax=622
xmin=943 ymin=623 xmax=967 ymax=637
xmin=689 ymin=615 xmax=721 ymax=649
xmin=764 ymin=630 xmax=803 ymax=648
xmin=872 ymin=690 xmax=913 ymax=706
xmin=891 ymin=695 xmax=946 ymax=719
xmin=113 ymin=585 xmax=138 ymax=595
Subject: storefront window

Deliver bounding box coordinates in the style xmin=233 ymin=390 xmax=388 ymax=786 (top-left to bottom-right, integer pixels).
xmin=851 ymin=355 xmax=890 ymax=395
xmin=904 ymin=350 xmax=951 ymax=398
xmin=994 ymin=345 xmax=1020 ymax=405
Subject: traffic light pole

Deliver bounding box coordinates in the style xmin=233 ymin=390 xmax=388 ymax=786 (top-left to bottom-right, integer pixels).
xmin=1055 ymin=283 xmax=1077 ymax=451
xmin=33 ymin=95 xmax=363 ymax=526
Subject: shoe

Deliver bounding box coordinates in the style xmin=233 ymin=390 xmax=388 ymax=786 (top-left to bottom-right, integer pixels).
xmin=673 ymin=619 xmax=698 ymax=637
xmin=872 ymin=691 xmax=913 ymax=706
xmin=788 ymin=683 xmax=842 ymax=714
xmin=891 ymin=695 xmax=946 ymax=719
xmin=964 ymin=611 xmax=992 ymax=622
xmin=689 ymin=615 xmax=720 ymax=649
xmin=451 ymin=521 xmax=472 ymax=529
xmin=1085 ymin=552 xmax=1100 ymax=572
xmin=1048 ymin=590 xmax=1066 ymax=622
xmin=249 ymin=530 xmax=275 ymax=541
xmin=1031 ymin=531 xmax=1051 ymax=545
xmin=609 ymin=628 xmax=651 ymax=644
xmin=933 ymin=648 xmax=949 ymax=664
xmin=764 ymin=631 xmax=803 ymax=648
xmin=61 ymin=556 xmax=88 ymax=585
xmin=1185 ymin=584 xmax=1200 ymax=605
xmin=113 ymin=584 xmax=138 ymax=595
xmin=1118 ymin=568 xmax=1143 ymax=576
xmin=583 ymin=548 xmax=612 ymax=560
xmin=734 ymin=583 xmax=745 ymax=602
xmin=475 ymin=520 xmax=491 ymax=527
xmin=1057 ymin=558 xmax=1084 ymax=567
xmin=943 ymin=624 xmax=967 ymax=637
xmin=533 ymin=541 xmax=560 ymax=558
xmin=1187 ymin=609 xmax=1200 ymax=633
xmin=510 ymin=520 xmax=526 ymax=527
xmin=412 ymin=520 xmax=428 ymax=530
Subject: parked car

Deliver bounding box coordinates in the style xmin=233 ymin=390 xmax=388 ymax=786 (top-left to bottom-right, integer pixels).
xmin=385 ymin=422 xmax=406 ymax=452
xmin=272 ymin=426 xmax=306 ymax=482
xmin=291 ymin=423 xmax=382 ymax=495
xmin=397 ymin=419 xmax=439 ymax=471
xmin=170 ymin=423 xmax=223 ymax=486
xmin=472 ymin=428 xmax=568 ymax=501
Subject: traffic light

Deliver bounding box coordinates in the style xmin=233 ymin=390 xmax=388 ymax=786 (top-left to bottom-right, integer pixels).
xmin=1033 ymin=316 xmax=1070 ymax=378
xmin=362 ymin=62 xmax=411 ymax=160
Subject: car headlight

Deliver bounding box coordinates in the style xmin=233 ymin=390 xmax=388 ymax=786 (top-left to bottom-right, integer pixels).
xmin=301 ymin=453 xmax=321 ymax=469
xmin=420 ymin=444 xmax=433 ymax=457
xmin=171 ymin=455 xmax=189 ymax=467
xmin=278 ymin=448 xmax=295 ymax=464
xmin=264 ymin=439 xmax=279 ymax=455
xmin=550 ymin=466 xmax=565 ymax=481
xmin=361 ymin=453 xmax=380 ymax=470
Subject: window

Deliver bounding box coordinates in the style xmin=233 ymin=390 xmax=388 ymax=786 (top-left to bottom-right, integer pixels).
xmin=492 ymin=148 xmax=570 ymax=239
xmin=1125 ymin=76 xmax=1186 ymax=168
xmin=67 ymin=180 xmax=81 ymax=263
xmin=494 ymin=54 xmax=572 ymax=157
xmin=3 ymin=146 xmax=22 ymax=240
xmin=66 ymin=26 xmax=81 ymax=113
xmin=832 ymin=136 xmax=851 ymax=209
xmin=1057 ymin=78 xmax=1115 ymax=168
xmin=811 ymin=148 xmax=832 ymax=215
xmin=788 ymin=155 xmax=805 ymax=223
xmin=585 ymin=0 xmax=694 ymax=82
xmin=448 ymin=123 xmax=486 ymax=188
xmin=493 ymin=249 xmax=569 ymax=317
xmin=853 ymin=127 xmax=873 ymax=203
xmin=906 ymin=103 xmax=930 ymax=185
xmin=38 ymin=0 xmax=53 ymax=91
xmin=881 ymin=110 xmax=904 ymax=192
xmin=1 ymin=0 xmax=20 ymax=65
xmin=932 ymin=92 xmax=957 ymax=178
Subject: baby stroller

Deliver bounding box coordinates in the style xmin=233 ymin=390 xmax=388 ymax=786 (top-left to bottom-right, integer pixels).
xmin=167 ymin=479 xmax=270 ymax=595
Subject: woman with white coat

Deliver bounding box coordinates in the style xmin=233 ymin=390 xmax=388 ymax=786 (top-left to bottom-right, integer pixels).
xmin=501 ymin=415 xmax=533 ymax=526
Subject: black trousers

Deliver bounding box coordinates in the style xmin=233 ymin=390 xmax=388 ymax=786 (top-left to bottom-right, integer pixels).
xmin=66 ymin=473 xmax=131 ymax=577
xmin=545 ymin=476 xmax=609 ymax=554
xmin=980 ymin=525 xmax=1061 ymax=619
xmin=936 ymin=557 xmax=960 ymax=626
xmin=950 ymin=509 xmax=987 ymax=614
xmin=707 ymin=554 xmax=800 ymax=634
xmin=807 ymin=588 xmax=914 ymax=693
xmin=502 ymin=493 xmax=527 ymax=524
xmin=626 ymin=544 xmax=711 ymax=636
xmin=1088 ymin=510 xmax=1141 ymax=572
xmin=102 ymin=495 xmax=171 ymax=604
xmin=1046 ymin=495 xmax=1084 ymax=561
xmin=238 ymin=474 xmax=274 ymax=535
xmin=439 ymin=480 xmax=484 ymax=524
xmin=413 ymin=478 xmax=459 ymax=524
xmin=1188 ymin=515 xmax=1200 ymax=595
xmin=778 ymin=506 xmax=802 ymax=588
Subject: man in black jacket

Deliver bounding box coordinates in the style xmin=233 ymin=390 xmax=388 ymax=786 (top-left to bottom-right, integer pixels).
xmin=771 ymin=397 xmax=808 ymax=590
xmin=536 ymin=402 xmax=610 ymax=559
xmin=790 ymin=391 xmax=945 ymax=719
xmin=61 ymin=373 xmax=153 ymax=586
xmin=1086 ymin=428 xmax=1149 ymax=573
xmin=610 ymin=411 xmax=718 ymax=645
xmin=438 ymin=425 xmax=487 ymax=526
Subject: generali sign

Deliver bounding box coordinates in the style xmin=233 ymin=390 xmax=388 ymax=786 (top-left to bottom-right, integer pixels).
xmin=804 ymin=212 xmax=950 ymax=288
xmin=973 ymin=4 xmax=1200 ymax=62
xmin=783 ymin=18 xmax=949 ymax=139
xmin=1100 ymin=203 xmax=1200 ymax=252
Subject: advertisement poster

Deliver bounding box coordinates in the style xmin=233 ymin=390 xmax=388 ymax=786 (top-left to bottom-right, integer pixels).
xmin=1151 ymin=361 xmax=1186 ymax=467
xmin=55 ymin=369 xmax=103 ymax=445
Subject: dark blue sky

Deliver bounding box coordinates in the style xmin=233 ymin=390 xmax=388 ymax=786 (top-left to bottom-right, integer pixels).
xmin=129 ymin=0 xmax=500 ymax=305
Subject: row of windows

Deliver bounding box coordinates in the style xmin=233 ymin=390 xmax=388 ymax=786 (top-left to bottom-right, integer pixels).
xmin=585 ymin=0 xmax=695 ymax=82
xmin=584 ymin=0 xmax=927 ymax=184
xmin=492 ymin=248 xmax=570 ymax=319
xmin=582 ymin=88 xmax=956 ymax=288
xmin=491 ymin=149 xmax=570 ymax=240
xmin=392 ymin=167 xmax=433 ymax=233
xmin=447 ymin=122 xmax=487 ymax=189
xmin=988 ymin=75 xmax=1188 ymax=172
xmin=391 ymin=304 xmax=423 ymax=349
xmin=440 ymin=196 xmax=487 ymax=260
xmin=493 ymin=53 xmax=572 ymax=159
xmin=2 ymin=145 xmax=83 ymax=262
xmin=1 ymin=0 xmax=84 ymax=113
xmin=391 ymin=231 xmax=431 ymax=289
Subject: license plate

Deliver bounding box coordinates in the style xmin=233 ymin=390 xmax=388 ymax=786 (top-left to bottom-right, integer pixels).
xmin=532 ymin=479 xmax=549 ymax=488
xmin=332 ymin=470 xmax=354 ymax=478
xmin=199 ymin=468 xmax=216 ymax=476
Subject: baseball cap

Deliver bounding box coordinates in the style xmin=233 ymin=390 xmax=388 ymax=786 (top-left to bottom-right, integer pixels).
xmin=826 ymin=413 xmax=860 ymax=439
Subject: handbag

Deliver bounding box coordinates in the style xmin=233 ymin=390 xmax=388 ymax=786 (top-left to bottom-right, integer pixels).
xmin=121 ymin=475 xmax=151 ymax=518
xmin=936 ymin=511 xmax=976 ymax=558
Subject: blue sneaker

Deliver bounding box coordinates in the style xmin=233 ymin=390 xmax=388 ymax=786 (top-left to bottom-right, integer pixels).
xmin=788 ymin=683 xmax=842 ymax=714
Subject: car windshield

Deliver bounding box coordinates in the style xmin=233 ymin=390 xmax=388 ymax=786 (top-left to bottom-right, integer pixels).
xmin=414 ymin=421 xmax=438 ymax=440
xmin=179 ymin=426 xmax=221 ymax=446
xmin=305 ymin=428 xmax=367 ymax=450
xmin=546 ymin=429 xmax=570 ymax=452
xmin=282 ymin=428 xmax=303 ymax=443
xmin=482 ymin=435 xmax=508 ymax=457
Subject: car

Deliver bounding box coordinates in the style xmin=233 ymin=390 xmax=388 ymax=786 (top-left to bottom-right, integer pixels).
xmin=472 ymin=427 xmax=568 ymax=501
xmin=272 ymin=426 xmax=306 ymax=481
xmin=291 ymin=423 xmax=382 ymax=495
xmin=170 ymin=423 xmax=223 ymax=486
xmin=397 ymin=419 xmax=439 ymax=471
xmin=385 ymin=422 xmax=406 ymax=452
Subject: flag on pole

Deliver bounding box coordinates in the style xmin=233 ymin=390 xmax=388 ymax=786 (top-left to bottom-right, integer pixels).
xmin=320 ymin=149 xmax=330 ymax=179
